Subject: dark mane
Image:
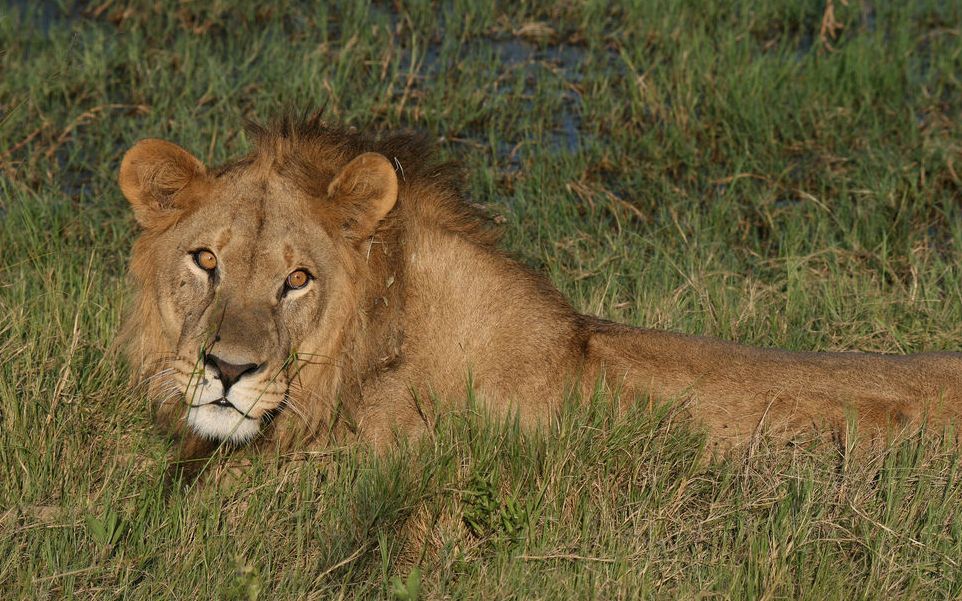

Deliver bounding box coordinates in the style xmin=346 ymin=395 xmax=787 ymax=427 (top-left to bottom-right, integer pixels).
xmin=214 ymin=113 xmax=500 ymax=247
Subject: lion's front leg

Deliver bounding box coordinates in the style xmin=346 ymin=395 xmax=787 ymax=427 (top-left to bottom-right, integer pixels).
xmin=354 ymin=373 xmax=434 ymax=453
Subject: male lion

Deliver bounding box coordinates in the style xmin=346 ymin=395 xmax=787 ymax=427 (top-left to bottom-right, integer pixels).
xmin=118 ymin=116 xmax=962 ymax=465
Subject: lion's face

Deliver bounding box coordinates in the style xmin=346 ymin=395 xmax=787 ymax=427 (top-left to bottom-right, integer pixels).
xmin=149 ymin=176 xmax=342 ymax=442
xmin=120 ymin=138 xmax=397 ymax=444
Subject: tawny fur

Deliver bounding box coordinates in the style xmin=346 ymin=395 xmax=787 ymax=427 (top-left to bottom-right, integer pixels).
xmin=118 ymin=116 xmax=962 ymax=462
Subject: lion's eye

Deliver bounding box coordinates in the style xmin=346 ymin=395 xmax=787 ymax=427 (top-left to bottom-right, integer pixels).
xmin=192 ymin=249 xmax=218 ymax=272
xmin=286 ymin=269 xmax=311 ymax=291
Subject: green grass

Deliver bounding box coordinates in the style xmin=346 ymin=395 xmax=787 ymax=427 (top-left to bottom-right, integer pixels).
xmin=3 ymin=0 xmax=962 ymax=598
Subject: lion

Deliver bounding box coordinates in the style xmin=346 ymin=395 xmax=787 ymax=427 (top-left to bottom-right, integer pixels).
xmin=117 ymin=115 xmax=962 ymax=468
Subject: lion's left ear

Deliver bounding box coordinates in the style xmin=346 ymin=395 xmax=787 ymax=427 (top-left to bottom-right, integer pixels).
xmin=327 ymin=152 xmax=398 ymax=241
xmin=119 ymin=139 xmax=208 ymax=230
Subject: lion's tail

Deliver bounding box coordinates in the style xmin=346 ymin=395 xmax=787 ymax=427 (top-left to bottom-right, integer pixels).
xmin=580 ymin=316 xmax=962 ymax=448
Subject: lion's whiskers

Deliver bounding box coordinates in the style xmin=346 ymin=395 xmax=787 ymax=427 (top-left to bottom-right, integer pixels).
xmin=155 ymin=387 xmax=184 ymax=410
xmin=143 ymin=367 xmax=176 ymax=386
xmin=285 ymin=381 xmax=334 ymax=424
xmin=280 ymin=396 xmax=309 ymax=425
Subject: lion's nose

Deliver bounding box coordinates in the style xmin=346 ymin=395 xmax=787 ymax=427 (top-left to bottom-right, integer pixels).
xmin=206 ymin=354 xmax=261 ymax=392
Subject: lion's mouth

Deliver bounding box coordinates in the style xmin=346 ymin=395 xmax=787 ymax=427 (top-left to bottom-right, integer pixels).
xmin=195 ymin=396 xmax=260 ymax=420
xmin=177 ymin=371 xmax=288 ymax=443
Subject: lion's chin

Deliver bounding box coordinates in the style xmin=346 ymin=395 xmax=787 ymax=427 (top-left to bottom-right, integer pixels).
xmin=185 ymin=404 xmax=261 ymax=444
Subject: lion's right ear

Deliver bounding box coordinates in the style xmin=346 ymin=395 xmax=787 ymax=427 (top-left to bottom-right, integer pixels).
xmin=326 ymin=152 xmax=398 ymax=242
xmin=119 ymin=139 xmax=208 ymax=229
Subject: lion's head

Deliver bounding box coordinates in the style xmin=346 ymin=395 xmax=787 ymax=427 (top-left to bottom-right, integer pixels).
xmin=118 ymin=122 xmax=404 ymax=445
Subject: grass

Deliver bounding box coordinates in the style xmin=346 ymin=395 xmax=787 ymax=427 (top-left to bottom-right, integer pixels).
xmin=3 ymin=0 xmax=962 ymax=598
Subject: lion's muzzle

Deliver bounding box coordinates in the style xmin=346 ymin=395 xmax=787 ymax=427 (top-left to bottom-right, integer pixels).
xmin=179 ymin=350 xmax=287 ymax=444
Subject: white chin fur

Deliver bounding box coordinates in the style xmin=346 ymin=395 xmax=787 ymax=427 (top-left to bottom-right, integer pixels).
xmin=186 ymin=404 xmax=261 ymax=444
